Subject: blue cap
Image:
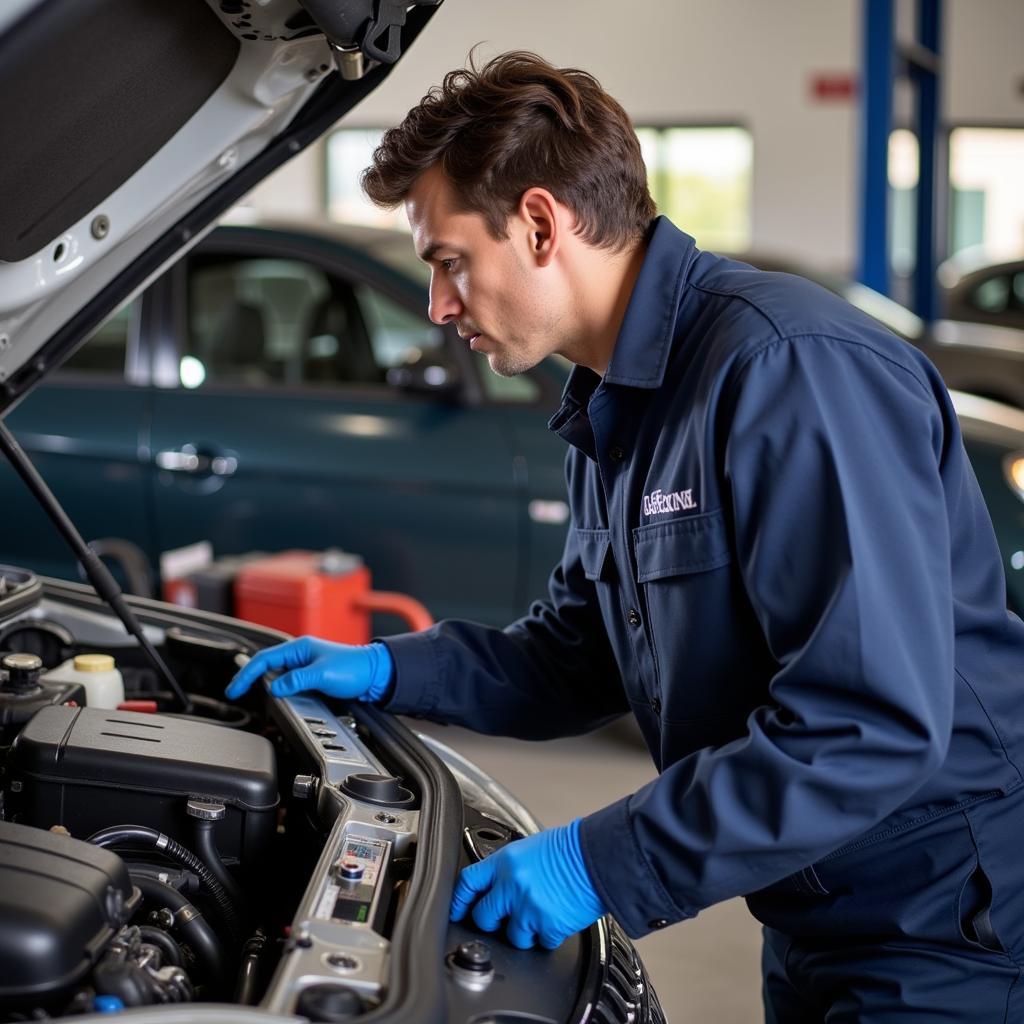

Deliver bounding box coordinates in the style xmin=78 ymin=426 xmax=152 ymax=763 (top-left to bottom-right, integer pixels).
xmin=93 ymin=995 xmax=125 ymax=1013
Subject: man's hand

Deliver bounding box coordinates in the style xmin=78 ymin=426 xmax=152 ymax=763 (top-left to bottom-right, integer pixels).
xmin=225 ymin=636 xmax=394 ymax=702
xmin=450 ymin=820 xmax=606 ymax=949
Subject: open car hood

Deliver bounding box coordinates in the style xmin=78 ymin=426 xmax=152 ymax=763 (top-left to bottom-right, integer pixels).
xmin=0 ymin=0 xmax=441 ymax=415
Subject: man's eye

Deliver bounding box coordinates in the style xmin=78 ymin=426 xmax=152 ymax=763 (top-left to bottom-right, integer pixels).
xmin=441 ymin=258 xmax=457 ymax=271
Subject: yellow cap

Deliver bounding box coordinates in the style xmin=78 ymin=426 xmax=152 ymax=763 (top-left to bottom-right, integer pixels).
xmin=74 ymin=654 xmax=116 ymax=673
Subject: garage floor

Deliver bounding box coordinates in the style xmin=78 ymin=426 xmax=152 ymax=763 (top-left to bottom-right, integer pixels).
xmin=413 ymin=717 xmax=765 ymax=1023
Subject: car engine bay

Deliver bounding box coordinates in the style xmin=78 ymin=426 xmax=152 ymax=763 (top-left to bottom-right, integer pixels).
xmin=0 ymin=568 xmax=662 ymax=1023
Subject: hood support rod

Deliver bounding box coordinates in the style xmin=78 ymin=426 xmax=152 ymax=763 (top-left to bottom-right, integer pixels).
xmin=0 ymin=419 xmax=192 ymax=713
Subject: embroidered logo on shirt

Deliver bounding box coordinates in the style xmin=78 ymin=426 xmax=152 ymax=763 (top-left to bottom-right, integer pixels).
xmin=642 ymin=488 xmax=698 ymax=516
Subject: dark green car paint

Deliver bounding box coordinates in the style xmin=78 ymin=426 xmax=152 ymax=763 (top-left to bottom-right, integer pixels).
xmin=0 ymin=225 xmax=572 ymax=627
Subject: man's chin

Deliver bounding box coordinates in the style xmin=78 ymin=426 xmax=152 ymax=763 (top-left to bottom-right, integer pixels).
xmin=486 ymin=350 xmax=538 ymax=378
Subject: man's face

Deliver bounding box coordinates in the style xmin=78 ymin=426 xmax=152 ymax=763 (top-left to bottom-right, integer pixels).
xmin=405 ymin=165 xmax=569 ymax=377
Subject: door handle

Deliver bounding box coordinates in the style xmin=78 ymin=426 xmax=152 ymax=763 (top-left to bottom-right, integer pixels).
xmin=155 ymin=446 xmax=238 ymax=477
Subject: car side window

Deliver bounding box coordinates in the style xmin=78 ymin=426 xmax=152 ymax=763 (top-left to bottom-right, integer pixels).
xmin=184 ymin=256 xmax=440 ymax=389
xmin=1012 ymin=272 xmax=1024 ymax=310
xmin=353 ymin=283 xmax=444 ymax=370
xmin=56 ymin=300 xmax=134 ymax=377
xmin=972 ymin=274 xmax=1011 ymax=314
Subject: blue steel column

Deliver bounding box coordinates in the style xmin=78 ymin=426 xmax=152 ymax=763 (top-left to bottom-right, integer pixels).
xmin=913 ymin=0 xmax=944 ymax=321
xmin=858 ymin=0 xmax=895 ymax=296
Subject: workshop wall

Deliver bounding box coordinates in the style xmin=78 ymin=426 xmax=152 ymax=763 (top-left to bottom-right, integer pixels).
xmin=245 ymin=0 xmax=1024 ymax=271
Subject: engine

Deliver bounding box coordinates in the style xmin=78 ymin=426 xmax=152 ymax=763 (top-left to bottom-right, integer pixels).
xmin=1 ymin=695 xmax=279 ymax=1014
xmin=0 ymin=567 xmax=665 ymax=1023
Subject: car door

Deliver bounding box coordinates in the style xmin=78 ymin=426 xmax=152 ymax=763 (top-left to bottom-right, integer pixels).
xmin=145 ymin=230 xmax=521 ymax=626
xmin=0 ymin=300 xmax=156 ymax=582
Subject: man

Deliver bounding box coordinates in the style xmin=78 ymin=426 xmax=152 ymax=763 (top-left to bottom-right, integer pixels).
xmin=228 ymin=53 xmax=1024 ymax=1020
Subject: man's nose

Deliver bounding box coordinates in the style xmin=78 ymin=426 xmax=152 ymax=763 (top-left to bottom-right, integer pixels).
xmin=428 ymin=274 xmax=462 ymax=325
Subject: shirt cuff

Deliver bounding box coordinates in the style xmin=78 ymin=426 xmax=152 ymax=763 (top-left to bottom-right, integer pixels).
xmin=376 ymin=628 xmax=446 ymax=717
xmin=578 ymin=795 xmax=696 ymax=939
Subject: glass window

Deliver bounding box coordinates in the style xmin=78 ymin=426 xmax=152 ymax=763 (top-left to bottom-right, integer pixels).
xmin=57 ymin=300 xmax=133 ymax=376
xmin=325 ymin=128 xmax=408 ymax=231
xmin=888 ymin=129 xmax=918 ymax=278
xmin=327 ymin=125 xmax=754 ymax=254
xmin=184 ymin=256 xmax=444 ymax=390
xmin=354 ymin=283 xmax=443 ymax=369
xmin=972 ymin=275 xmax=1011 ymax=314
xmin=949 ymin=128 xmax=1024 ymax=263
xmin=637 ymin=126 xmax=753 ymax=253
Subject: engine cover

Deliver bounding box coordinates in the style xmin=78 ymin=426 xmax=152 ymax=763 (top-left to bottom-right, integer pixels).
xmin=0 ymin=821 xmax=136 ymax=1007
xmin=8 ymin=705 xmax=278 ymax=865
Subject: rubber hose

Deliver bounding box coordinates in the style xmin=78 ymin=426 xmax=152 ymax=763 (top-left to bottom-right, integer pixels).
xmin=149 ymin=691 xmax=251 ymax=729
xmin=88 ymin=825 xmax=240 ymax=941
xmin=234 ymin=930 xmax=267 ymax=1006
xmin=130 ymin=874 xmax=225 ymax=987
xmin=137 ymin=925 xmax=184 ymax=968
xmin=193 ymin=818 xmax=245 ymax=913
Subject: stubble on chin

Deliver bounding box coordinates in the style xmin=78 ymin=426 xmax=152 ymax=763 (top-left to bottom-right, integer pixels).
xmin=487 ymin=346 xmax=537 ymax=378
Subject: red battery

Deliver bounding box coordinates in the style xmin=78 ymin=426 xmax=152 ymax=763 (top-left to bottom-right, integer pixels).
xmin=234 ymin=550 xmax=375 ymax=644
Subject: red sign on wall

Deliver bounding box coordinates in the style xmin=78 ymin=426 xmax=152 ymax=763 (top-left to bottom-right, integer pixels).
xmin=810 ymin=73 xmax=858 ymax=102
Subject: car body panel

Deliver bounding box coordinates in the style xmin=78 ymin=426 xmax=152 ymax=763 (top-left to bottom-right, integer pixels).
xmin=942 ymin=258 xmax=1024 ymax=331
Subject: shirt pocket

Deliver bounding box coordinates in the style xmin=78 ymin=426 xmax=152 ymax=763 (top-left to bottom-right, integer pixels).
xmin=576 ymin=527 xmax=614 ymax=582
xmin=632 ymin=509 xmax=740 ymax=727
xmin=632 ymin=508 xmax=732 ymax=582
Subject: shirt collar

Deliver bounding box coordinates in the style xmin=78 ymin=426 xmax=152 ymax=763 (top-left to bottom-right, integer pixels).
xmin=547 ymin=217 xmax=698 ymax=453
xmin=602 ymin=216 xmax=698 ymax=389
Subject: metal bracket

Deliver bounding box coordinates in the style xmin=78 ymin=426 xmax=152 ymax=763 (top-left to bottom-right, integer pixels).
xmin=299 ymin=0 xmax=441 ymax=80
xmin=362 ymin=0 xmax=440 ymax=66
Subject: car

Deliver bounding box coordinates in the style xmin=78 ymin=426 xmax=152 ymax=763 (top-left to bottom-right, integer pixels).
xmin=0 ymin=219 xmax=573 ymax=628
xmin=9 ymin=231 xmax=1024 ymax=629
xmin=940 ymin=255 xmax=1024 ymax=332
xmin=0 ymin=3 xmax=664 ymax=1022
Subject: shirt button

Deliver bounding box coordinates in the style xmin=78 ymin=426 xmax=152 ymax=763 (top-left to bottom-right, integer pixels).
xmin=648 ymin=918 xmax=669 ymax=930
xmin=627 ymin=608 xmax=641 ymax=627
xmin=651 ymin=697 xmax=662 ymax=715
xmin=609 ymin=445 xmax=625 ymax=462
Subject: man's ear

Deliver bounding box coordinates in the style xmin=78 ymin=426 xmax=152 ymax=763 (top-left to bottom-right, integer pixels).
xmin=517 ymin=188 xmax=562 ymax=267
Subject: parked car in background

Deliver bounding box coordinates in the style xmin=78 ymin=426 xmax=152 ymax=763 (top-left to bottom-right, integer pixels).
xmin=0 ymin=221 xmax=573 ymax=628
xmin=940 ymin=254 xmax=1024 ymax=331
xmin=6 ymin=228 xmax=1024 ymax=627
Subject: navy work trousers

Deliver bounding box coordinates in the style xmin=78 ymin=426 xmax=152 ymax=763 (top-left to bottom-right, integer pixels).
xmin=747 ymin=787 xmax=1024 ymax=1021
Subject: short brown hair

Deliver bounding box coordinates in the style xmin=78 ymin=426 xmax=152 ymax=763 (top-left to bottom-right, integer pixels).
xmin=361 ymin=51 xmax=655 ymax=252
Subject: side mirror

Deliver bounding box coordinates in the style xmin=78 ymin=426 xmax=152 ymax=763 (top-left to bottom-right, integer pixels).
xmin=386 ymin=352 xmax=462 ymax=400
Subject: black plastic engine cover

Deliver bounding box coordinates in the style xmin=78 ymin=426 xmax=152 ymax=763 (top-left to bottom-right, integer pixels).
xmin=0 ymin=820 xmax=136 ymax=1006
xmin=8 ymin=705 xmax=278 ymax=865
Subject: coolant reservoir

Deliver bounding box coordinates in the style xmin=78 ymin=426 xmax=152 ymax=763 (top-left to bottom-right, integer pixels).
xmin=44 ymin=654 xmax=124 ymax=710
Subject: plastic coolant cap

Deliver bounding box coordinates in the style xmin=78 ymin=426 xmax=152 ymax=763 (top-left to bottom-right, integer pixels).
xmin=74 ymin=654 xmax=116 ymax=673
xmin=93 ymin=995 xmax=125 ymax=1013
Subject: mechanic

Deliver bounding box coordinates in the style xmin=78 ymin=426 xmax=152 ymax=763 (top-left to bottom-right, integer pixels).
xmin=228 ymin=52 xmax=1024 ymax=1020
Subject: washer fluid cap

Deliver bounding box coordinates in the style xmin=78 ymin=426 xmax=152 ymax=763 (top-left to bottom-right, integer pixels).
xmin=74 ymin=654 xmax=116 ymax=673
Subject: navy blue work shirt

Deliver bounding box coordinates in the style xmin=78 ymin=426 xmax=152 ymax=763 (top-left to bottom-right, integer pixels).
xmin=383 ymin=217 xmax=1024 ymax=938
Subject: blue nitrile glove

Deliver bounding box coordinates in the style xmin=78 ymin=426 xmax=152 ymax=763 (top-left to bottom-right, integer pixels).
xmin=450 ymin=819 xmax=606 ymax=950
xmin=224 ymin=636 xmax=394 ymax=702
